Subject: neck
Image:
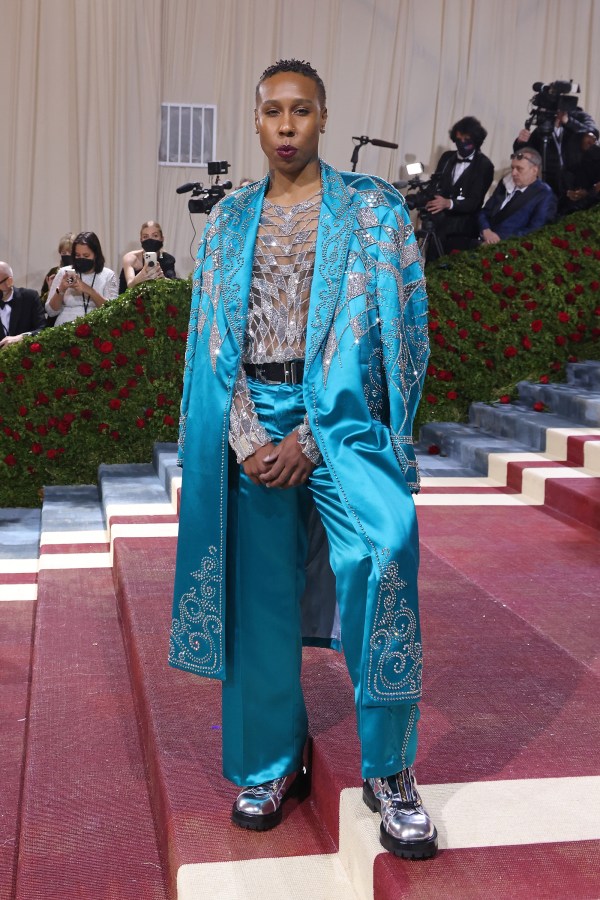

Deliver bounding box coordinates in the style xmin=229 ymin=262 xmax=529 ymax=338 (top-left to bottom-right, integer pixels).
xmin=266 ymin=158 xmax=321 ymax=205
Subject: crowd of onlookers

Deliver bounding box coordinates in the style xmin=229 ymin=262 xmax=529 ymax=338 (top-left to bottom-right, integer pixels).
xmin=0 ymin=221 xmax=178 ymax=348
xmin=2 ymin=105 xmax=599 ymax=346
xmin=414 ymin=100 xmax=599 ymax=261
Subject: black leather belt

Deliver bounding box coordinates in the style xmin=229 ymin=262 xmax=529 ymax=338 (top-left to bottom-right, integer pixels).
xmin=244 ymin=360 xmax=305 ymax=385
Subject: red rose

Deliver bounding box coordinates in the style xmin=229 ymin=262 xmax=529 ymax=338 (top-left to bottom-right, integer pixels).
xmin=539 ymin=375 xmax=549 ymax=384
xmin=145 ymin=407 xmax=154 ymax=418
xmin=69 ymin=345 xmax=81 ymax=358
xmin=31 ymin=443 xmax=43 ymax=455
xmin=166 ymin=325 xmax=178 ymax=340
xmin=21 ymin=358 xmax=33 ymax=370
xmin=111 ymin=328 xmax=122 ymax=338
xmin=427 ymin=445 xmax=441 ymax=455
xmin=531 ymin=263 xmax=542 ymax=275
xmin=100 ymin=359 xmax=112 ymax=370
xmin=491 ymin=282 xmax=502 ymax=294
xmin=143 ymin=327 xmax=156 ymax=338
xmin=513 ymin=272 xmax=525 ymax=282
xmin=531 ymin=320 xmax=543 ymax=332
xmin=502 ymin=265 xmax=513 ymax=276
xmin=103 ymin=380 xmax=115 ymax=392
xmin=29 ymin=342 xmax=42 ymax=353
xmin=558 ymin=311 xmax=570 ymax=323
xmin=574 ymin=284 xmax=584 ymax=295
xmin=522 ymin=336 xmax=532 ymax=350
xmin=46 ymin=448 xmax=59 ymax=460
xmin=482 ymin=271 xmax=492 ymax=283
xmin=36 ymin=424 xmax=48 ymax=436
xmin=18 ymin=405 xmax=28 ymax=416
xmin=555 ymin=335 xmax=566 ymax=346
xmin=35 ymin=392 xmax=49 ymax=405
xmin=66 ymin=387 xmax=78 ymax=396
xmin=80 ymin=409 xmax=93 ymax=420
xmin=504 ymin=346 xmax=517 ymax=358
xmin=485 ymin=359 xmax=494 ymax=369
xmin=75 ymin=322 xmax=92 ymax=337
xmin=458 ymin=328 xmax=469 ymax=339
xmin=77 ymin=362 xmax=93 ymax=376
xmin=136 ymin=418 xmax=145 ymax=428
xmin=163 ymin=414 xmax=175 ymax=426
xmin=472 ymin=310 xmax=482 ymax=322
xmin=121 ymin=320 xmax=136 ymax=331
xmin=111 ymin=431 xmax=120 ymax=441
xmin=115 ymin=353 xmax=128 ymax=367
xmin=429 ymin=320 xmax=439 ymax=331
xmin=99 ymin=340 xmax=113 ymax=354
xmin=4 ymin=454 xmax=17 ymax=466
xmin=565 ymin=223 xmax=576 ymax=232
xmin=522 ymin=241 xmax=534 ymax=251
xmin=510 ymin=313 xmax=520 ymax=322
xmin=136 ymin=348 xmax=148 ymax=356
xmin=533 ymin=401 xmax=545 ymax=412
xmin=127 ymin=377 xmax=138 ymax=388
xmin=434 ymin=334 xmax=446 ymax=346
xmin=494 ymin=252 xmax=505 ymax=262
xmin=524 ymin=301 xmax=537 ymax=310
xmin=460 ymin=353 xmax=468 ymax=362
xmin=504 ymin=286 xmax=517 ymax=298
xmin=109 ymin=399 xmax=121 ymax=410
xmin=166 ymin=304 xmax=178 ymax=317
xmin=446 ymin=319 xmax=457 ymax=329
xmin=464 ymin=290 xmax=474 ymax=300
xmin=134 ymin=364 xmax=144 ymax=375
xmin=118 ymin=387 xmax=130 ymax=399
xmin=427 ymin=364 xmax=437 ymax=375
xmin=446 ymin=390 xmax=458 ymax=400
xmin=98 ymin=423 xmax=109 ymax=433
xmin=426 ymin=394 xmax=438 ymax=404
xmin=156 ymin=394 xmax=166 ymax=407
xmin=554 ymin=274 xmax=564 ymax=285
xmin=499 ymin=395 xmax=511 ymax=404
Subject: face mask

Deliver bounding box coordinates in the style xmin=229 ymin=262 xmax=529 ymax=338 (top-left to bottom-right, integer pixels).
xmin=141 ymin=238 xmax=163 ymax=254
xmin=455 ymin=139 xmax=475 ymax=157
xmin=60 ymin=254 xmax=72 ymax=267
xmin=73 ymin=257 xmax=95 ymax=274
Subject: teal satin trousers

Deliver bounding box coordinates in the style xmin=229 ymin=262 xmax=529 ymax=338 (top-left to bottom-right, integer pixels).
xmin=222 ymin=379 xmax=420 ymax=786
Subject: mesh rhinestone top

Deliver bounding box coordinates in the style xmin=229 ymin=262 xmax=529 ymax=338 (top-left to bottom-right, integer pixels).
xmin=243 ymin=191 xmax=321 ymax=364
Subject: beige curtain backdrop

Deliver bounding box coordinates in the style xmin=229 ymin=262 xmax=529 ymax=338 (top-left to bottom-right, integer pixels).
xmin=1 ymin=0 xmax=599 ymax=287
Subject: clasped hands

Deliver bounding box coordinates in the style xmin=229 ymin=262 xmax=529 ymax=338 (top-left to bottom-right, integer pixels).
xmin=242 ymin=430 xmax=315 ymax=488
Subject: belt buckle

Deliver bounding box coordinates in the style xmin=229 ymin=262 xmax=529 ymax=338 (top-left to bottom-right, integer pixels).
xmin=285 ymin=360 xmax=298 ymax=385
xmin=256 ymin=365 xmax=278 ymax=385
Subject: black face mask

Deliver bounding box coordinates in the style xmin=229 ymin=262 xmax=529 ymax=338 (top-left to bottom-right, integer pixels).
xmin=73 ymin=257 xmax=95 ymax=274
xmin=60 ymin=254 xmax=72 ymax=267
xmin=141 ymin=238 xmax=163 ymax=254
xmin=455 ymin=139 xmax=475 ymax=158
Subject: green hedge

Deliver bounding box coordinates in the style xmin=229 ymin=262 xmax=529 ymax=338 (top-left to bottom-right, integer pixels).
xmin=1 ymin=209 xmax=599 ymax=507
xmin=415 ymin=207 xmax=600 ymax=428
xmin=0 ymin=279 xmax=190 ymax=507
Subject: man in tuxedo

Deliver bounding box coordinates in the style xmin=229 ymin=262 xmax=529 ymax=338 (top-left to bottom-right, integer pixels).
xmin=422 ymin=115 xmax=494 ymax=259
xmin=478 ymin=148 xmax=557 ymax=244
xmin=0 ymin=262 xmax=47 ymax=348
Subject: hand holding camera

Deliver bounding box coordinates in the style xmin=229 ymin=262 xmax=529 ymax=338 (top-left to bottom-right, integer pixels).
xmin=58 ymin=267 xmax=79 ymax=294
xmin=142 ymin=251 xmax=164 ymax=281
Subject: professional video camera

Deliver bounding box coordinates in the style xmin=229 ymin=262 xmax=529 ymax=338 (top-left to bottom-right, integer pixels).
xmin=176 ymin=161 xmax=233 ymax=214
xmin=525 ymin=80 xmax=581 ymax=133
xmin=393 ymin=164 xmax=445 ymax=258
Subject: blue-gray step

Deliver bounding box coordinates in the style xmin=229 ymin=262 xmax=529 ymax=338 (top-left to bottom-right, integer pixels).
xmin=516 ymin=381 xmax=600 ymax=428
xmin=567 ymin=360 xmax=600 ymax=391
xmin=417 ymin=421 xmax=532 ymax=475
xmin=468 ymin=401 xmax=593 ymax=452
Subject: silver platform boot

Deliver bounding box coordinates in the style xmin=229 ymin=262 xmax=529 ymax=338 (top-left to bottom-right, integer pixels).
xmin=231 ymin=768 xmax=309 ymax=831
xmin=363 ymin=767 xmax=438 ymax=859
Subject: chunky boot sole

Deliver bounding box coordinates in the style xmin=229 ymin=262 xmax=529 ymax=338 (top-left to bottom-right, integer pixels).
xmin=362 ymin=780 xmax=438 ymax=860
xmin=231 ymin=769 xmax=310 ymax=832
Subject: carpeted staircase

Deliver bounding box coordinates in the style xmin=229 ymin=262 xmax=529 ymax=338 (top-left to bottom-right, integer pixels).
xmin=2 ymin=362 xmax=600 ymax=900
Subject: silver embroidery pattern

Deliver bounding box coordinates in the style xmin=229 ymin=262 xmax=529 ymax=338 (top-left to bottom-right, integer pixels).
xmin=169 ymin=546 xmax=223 ymax=673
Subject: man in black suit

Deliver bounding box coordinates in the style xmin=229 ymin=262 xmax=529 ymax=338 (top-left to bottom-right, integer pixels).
xmin=0 ymin=262 xmax=47 ymax=348
xmin=422 ymin=116 xmax=494 ymax=259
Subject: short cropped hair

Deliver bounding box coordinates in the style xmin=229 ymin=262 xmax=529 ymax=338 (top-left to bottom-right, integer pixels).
xmin=256 ymin=59 xmax=326 ymax=106
xmin=511 ymin=146 xmax=542 ymax=169
xmin=449 ymin=116 xmax=488 ymax=149
xmin=72 ymin=231 xmax=105 ymax=273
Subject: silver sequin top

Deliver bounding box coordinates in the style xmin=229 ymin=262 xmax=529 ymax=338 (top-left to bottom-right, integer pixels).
xmin=229 ymin=192 xmax=322 ymax=464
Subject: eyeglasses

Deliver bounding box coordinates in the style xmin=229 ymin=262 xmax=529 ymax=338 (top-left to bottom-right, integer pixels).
xmin=510 ymin=152 xmax=537 ymax=165
xmin=0 ymin=275 xmax=11 ymax=286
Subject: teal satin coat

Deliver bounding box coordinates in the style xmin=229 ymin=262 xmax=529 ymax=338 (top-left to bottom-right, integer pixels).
xmin=169 ymin=161 xmax=430 ymax=705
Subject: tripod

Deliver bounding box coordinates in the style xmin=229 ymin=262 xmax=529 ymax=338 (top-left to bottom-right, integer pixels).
xmin=416 ymin=217 xmax=445 ymax=261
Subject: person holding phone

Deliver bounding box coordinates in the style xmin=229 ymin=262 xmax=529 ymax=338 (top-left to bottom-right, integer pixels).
xmin=119 ymin=221 xmax=177 ymax=293
xmin=46 ymin=231 xmax=118 ymax=326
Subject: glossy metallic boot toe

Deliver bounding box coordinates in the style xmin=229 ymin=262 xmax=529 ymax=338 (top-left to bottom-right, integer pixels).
xmin=231 ymin=768 xmax=308 ymax=831
xmin=363 ymin=767 xmax=438 ymax=859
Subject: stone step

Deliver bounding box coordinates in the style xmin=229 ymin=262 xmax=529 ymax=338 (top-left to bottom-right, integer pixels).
xmin=13 ymin=485 xmax=167 ymax=900
xmin=567 ymin=359 xmax=600 ymax=391
xmin=468 ymin=401 xmax=592 ymax=452
xmin=516 ymin=381 xmax=600 ymax=427
xmin=418 ymin=421 xmax=532 ymax=475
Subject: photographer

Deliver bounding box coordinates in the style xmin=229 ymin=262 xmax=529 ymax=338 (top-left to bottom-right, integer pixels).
xmin=514 ymin=84 xmax=598 ymax=198
xmin=119 ymin=220 xmax=177 ymax=293
xmin=422 ymin=116 xmax=494 ymax=260
xmin=46 ymin=231 xmax=118 ymax=326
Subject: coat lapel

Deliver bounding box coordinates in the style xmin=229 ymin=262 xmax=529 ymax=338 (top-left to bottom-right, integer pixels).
xmin=305 ymin=161 xmax=358 ymax=371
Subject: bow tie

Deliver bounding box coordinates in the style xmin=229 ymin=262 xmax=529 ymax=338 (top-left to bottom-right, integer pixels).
xmin=0 ymin=298 xmax=12 ymax=310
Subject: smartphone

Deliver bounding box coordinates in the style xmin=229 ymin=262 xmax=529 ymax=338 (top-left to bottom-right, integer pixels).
xmin=143 ymin=251 xmax=158 ymax=269
xmin=65 ymin=266 xmax=76 ymax=285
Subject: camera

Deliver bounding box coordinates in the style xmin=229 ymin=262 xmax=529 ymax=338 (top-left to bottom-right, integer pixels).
xmin=525 ymin=79 xmax=580 ymax=132
xmin=176 ymin=161 xmax=233 ymax=215
xmin=395 ymin=164 xmax=443 ymax=215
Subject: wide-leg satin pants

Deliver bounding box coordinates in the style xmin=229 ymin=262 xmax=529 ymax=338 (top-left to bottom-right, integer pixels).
xmin=222 ymin=379 xmax=420 ymax=786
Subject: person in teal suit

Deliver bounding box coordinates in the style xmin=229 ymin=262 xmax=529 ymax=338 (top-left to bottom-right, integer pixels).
xmin=170 ymin=59 xmax=437 ymax=859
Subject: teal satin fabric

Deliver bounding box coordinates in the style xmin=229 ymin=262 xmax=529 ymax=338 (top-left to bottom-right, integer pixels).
xmin=221 ymin=380 xmax=419 ymax=785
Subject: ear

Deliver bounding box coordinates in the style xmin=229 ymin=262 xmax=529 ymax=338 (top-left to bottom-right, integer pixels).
xmin=254 ymin=109 xmax=259 ymax=134
xmin=321 ymin=107 xmax=328 ymax=131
